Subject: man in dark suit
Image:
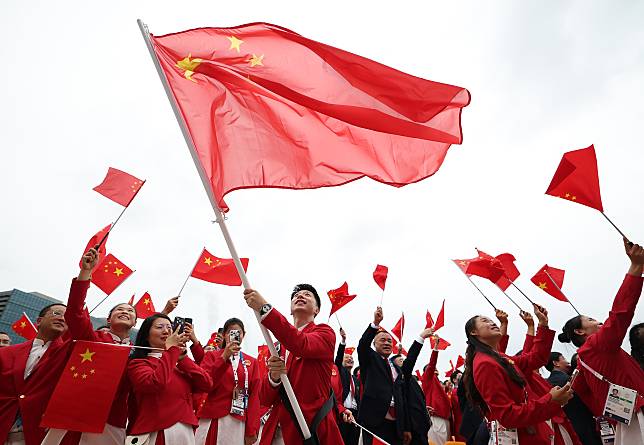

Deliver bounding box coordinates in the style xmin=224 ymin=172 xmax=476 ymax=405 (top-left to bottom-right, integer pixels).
xmin=336 ymin=328 xmax=360 ymax=445
xmin=546 ymin=352 xmax=602 ymax=445
xmin=357 ymin=306 xmax=433 ymax=445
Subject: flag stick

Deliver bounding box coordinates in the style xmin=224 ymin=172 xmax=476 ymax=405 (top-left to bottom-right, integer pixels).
xmin=137 ymin=19 xmax=311 ymax=439
xmin=88 ymin=269 xmax=136 ymax=315
xmin=335 ymin=313 xmax=343 ymax=328
xmin=379 ymin=289 xmax=384 ymax=307
xmin=96 ymin=180 xmax=146 ymax=249
xmin=351 ymin=420 xmax=392 ymax=445
xmin=600 ymin=212 xmax=631 ymax=244
xmin=509 ymin=282 xmax=536 ymax=305
xmin=498 ymin=287 xmax=524 ymax=312
xmin=451 ymin=262 xmax=497 ymax=310
xmin=543 ymin=269 xmax=581 ymax=316
xmin=177 ymin=248 xmax=203 ymax=297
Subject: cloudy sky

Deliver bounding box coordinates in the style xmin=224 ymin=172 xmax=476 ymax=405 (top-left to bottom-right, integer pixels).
xmin=2 ymin=0 xmax=643 ymax=374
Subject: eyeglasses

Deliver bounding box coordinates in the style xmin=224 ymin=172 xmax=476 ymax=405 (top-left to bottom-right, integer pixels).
xmin=49 ymin=310 xmax=66 ymax=317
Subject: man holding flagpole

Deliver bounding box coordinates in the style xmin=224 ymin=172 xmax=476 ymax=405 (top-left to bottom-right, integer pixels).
xmin=243 ymin=284 xmax=344 ymax=445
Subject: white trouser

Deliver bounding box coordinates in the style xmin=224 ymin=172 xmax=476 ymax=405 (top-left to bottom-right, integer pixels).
xmin=428 ymin=416 xmax=450 ymax=445
xmin=195 ymin=416 xmax=246 ymax=444
xmin=615 ymin=411 xmax=644 ymax=445
xmin=80 ymin=424 xmax=126 ymax=445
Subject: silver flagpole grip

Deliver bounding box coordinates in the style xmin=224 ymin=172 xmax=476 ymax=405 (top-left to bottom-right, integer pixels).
xmin=136 ymin=19 xmax=311 ymax=439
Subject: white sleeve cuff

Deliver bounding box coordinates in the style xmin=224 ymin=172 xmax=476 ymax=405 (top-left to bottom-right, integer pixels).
xmin=416 ymin=336 xmax=425 ymax=344
xmin=340 ymin=340 xmax=346 ymax=345
xmin=268 ymin=373 xmax=282 ymax=387
xmin=260 ymin=307 xmax=274 ymax=321
xmin=370 ymin=323 xmax=379 ymax=329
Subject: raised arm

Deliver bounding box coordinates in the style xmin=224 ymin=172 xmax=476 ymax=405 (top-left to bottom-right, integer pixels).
xmin=401 ymin=327 xmax=434 ymax=378
xmin=495 ymin=309 xmax=509 ymax=354
xmin=335 ymin=328 xmax=347 ymax=368
xmin=65 ymin=248 xmax=100 ymax=341
xmin=512 ymin=305 xmax=555 ymax=373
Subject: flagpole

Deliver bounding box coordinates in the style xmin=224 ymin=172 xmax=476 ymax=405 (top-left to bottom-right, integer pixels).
xmin=509 ymin=282 xmax=536 ymax=305
xmin=96 ymin=180 xmax=146 ymax=249
xmin=498 ymin=287 xmax=524 ymax=312
xmin=137 ymin=19 xmax=311 ymax=439
xmin=88 ymin=269 xmax=137 ymax=315
xmin=600 ymin=212 xmax=631 ymax=244
xmin=451 ymin=262 xmax=497 ymax=310
xmin=335 ymin=313 xmax=343 ymax=329
xmin=543 ymin=269 xmax=581 ymax=316
xmin=379 ymin=289 xmax=384 ymax=307
xmin=177 ymin=248 xmax=203 ymax=296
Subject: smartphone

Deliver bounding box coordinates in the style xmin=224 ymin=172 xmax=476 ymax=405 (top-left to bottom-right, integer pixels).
xmin=229 ymin=329 xmax=241 ymax=344
xmin=217 ymin=327 xmax=224 ymax=334
xmin=569 ymin=368 xmax=580 ymax=387
xmin=184 ymin=317 xmax=193 ymax=327
xmin=172 ymin=317 xmax=185 ymax=334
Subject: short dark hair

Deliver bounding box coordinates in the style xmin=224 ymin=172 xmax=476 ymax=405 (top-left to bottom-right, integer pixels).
xmin=0 ymin=331 xmax=9 ymax=336
xmin=131 ymin=314 xmax=171 ymax=359
xmin=546 ymin=352 xmax=564 ymax=372
xmin=450 ymin=370 xmax=462 ymax=383
xmin=39 ymin=303 xmax=66 ymax=318
xmin=391 ymin=354 xmax=402 ymax=362
xmin=291 ymin=284 xmax=321 ymax=309
xmin=221 ymin=317 xmax=245 ymax=348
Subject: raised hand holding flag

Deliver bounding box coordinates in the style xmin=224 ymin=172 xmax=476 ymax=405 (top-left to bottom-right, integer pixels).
xmin=373 ymin=264 xmax=388 ymax=306
xmin=91 ymin=253 xmax=134 ymax=296
xmin=79 ymin=224 xmax=111 ymax=268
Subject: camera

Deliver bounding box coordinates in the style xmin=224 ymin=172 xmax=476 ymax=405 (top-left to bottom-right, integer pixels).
xmin=229 ymin=329 xmax=241 ymax=344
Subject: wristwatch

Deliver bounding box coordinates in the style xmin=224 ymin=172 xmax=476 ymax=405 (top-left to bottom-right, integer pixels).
xmin=259 ymin=303 xmax=273 ymax=316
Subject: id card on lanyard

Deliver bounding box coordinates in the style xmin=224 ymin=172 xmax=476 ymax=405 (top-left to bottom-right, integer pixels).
xmin=231 ymin=352 xmax=249 ymax=416
xmin=602 ymin=382 xmax=637 ymax=425
xmin=489 ymin=420 xmax=519 ymax=445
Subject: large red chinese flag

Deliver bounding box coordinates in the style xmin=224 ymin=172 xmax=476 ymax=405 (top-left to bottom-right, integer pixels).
xmin=433 ymin=300 xmax=445 ymax=332
xmin=133 ymin=292 xmax=157 ymax=318
xmin=391 ymin=314 xmax=405 ymax=342
xmin=531 ymin=264 xmax=568 ymax=302
xmin=150 ymin=23 xmax=470 ymax=212
xmin=546 ymin=145 xmax=603 ymax=212
xmin=190 ymin=248 xmax=249 ymax=286
xmin=93 ymin=167 xmax=144 ymax=207
xmin=373 ymin=265 xmax=389 ymax=291
xmin=327 ymin=282 xmax=357 ymax=317
xmin=79 ymin=224 xmax=111 ymax=268
xmin=92 ymin=253 xmax=134 ymax=295
xmin=41 ymin=340 xmax=130 ymax=432
xmin=11 ymin=313 xmax=37 ymax=340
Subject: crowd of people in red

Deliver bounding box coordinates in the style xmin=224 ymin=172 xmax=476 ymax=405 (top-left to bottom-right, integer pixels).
xmin=1 ymin=238 xmax=643 ymax=445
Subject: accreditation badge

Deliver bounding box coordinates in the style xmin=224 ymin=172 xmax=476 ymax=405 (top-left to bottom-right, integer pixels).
xmin=602 ymin=383 xmax=637 ymax=425
xmin=231 ymin=386 xmax=247 ymax=416
xmin=489 ymin=420 xmax=519 ymax=445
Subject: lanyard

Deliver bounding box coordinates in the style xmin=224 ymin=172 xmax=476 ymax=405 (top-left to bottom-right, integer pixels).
xmin=577 ymin=356 xmax=608 ymax=383
xmin=231 ymin=351 xmax=249 ymax=394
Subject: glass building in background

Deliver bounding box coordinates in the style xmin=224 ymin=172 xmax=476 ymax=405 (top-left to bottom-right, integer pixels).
xmin=0 ymin=288 xmax=110 ymax=345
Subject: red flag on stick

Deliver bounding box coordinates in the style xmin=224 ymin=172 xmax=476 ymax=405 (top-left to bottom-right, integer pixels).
xmin=257 ymin=344 xmax=271 ymax=377
xmin=133 ymin=292 xmax=156 ymax=319
xmin=425 ymin=310 xmax=435 ymax=329
xmin=433 ymin=300 xmax=446 ymax=332
xmin=41 ymin=341 xmax=130 ymax=432
xmin=344 ymin=347 xmax=355 ymax=355
xmin=430 ymin=336 xmax=450 ymax=350
xmin=455 ymin=355 xmax=465 ymax=369
xmin=151 ymin=23 xmax=470 ymax=212
xmin=11 ymin=313 xmax=37 ymax=340
xmin=93 ymin=167 xmax=145 ymax=207
xmin=531 ymin=265 xmax=567 ymax=302
xmin=79 ymin=224 xmax=111 ymax=268
xmin=466 ymin=252 xmax=505 ymax=285
xmin=373 ymin=265 xmax=389 ymax=291
xmin=327 ymin=282 xmax=357 ymax=317
xmin=391 ymin=314 xmax=405 ymax=343
xmin=546 ymin=145 xmax=603 ymax=212
xmin=92 ymin=253 xmax=134 ymax=295
xmin=190 ymin=248 xmax=248 ymax=286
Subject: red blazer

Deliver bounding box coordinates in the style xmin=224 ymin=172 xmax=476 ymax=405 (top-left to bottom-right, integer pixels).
xmin=65 ymin=278 xmax=130 ymax=428
xmin=574 ymin=274 xmax=644 ymax=415
xmin=331 ymin=364 xmax=348 ymax=417
xmin=199 ymin=349 xmax=261 ymax=437
xmin=0 ymin=337 xmax=73 ymax=445
xmin=258 ymin=309 xmax=343 ymax=445
xmin=421 ymin=350 xmax=451 ymax=419
xmin=473 ymin=328 xmax=561 ymax=445
xmin=127 ymin=347 xmax=212 ymax=435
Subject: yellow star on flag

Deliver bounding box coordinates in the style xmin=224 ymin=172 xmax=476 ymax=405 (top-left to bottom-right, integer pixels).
xmin=82 ymin=374 xmax=87 ymax=379
xmin=113 ymin=267 xmax=124 ymax=277
xmin=227 ymin=36 xmax=244 ymax=52
xmin=90 ymin=369 xmax=96 ymax=374
xmin=73 ymin=372 xmax=79 ymax=378
xmin=204 ymin=257 xmax=213 ymax=266
xmin=144 ymin=298 xmax=151 ymax=306
xmin=176 ymin=54 xmax=203 ymax=82
xmin=248 ymin=54 xmax=264 ymax=67
xmin=571 ymin=196 xmax=577 ymax=201
xmin=565 ymin=193 xmax=570 ymax=198
xmin=20 ymin=321 xmax=26 ymax=328
xmin=538 ymin=282 xmax=547 ymax=290
xmin=79 ymin=348 xmax=96 ymax=363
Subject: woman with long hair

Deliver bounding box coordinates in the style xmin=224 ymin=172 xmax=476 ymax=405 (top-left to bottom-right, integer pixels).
xmin=127 ymin=314 xmax=212 ymax=444
xmin=195 ymin=318 xmax=261 ymax=445
xmin=461 ymin=304 xmax=573 ymax=444
xmin=559 ymin=239 xmax=644 ymax=444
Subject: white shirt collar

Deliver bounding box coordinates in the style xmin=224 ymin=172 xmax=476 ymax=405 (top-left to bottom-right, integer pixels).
xmin=147 ymin=352 xmax=162 ymax=359
xmin=108 ymin=331 xmax=131 ymax=345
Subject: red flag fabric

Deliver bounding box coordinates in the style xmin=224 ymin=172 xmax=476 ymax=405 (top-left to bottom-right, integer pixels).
xmin=344 ymin=347 xmax=355 ymax=356
xmin=455 ymin=355 xmax=465 ymax=369
xmin=373 ymin=265 xmax=389 ymax=291
xmin=391 ymin=314 xmax=405 ymax=342
xmin=495 ymin=252 xmax=520 ymax=290
xmin=372 ymin=437 xmax=388 ymax=445
xmin=206 ymin=331 xmax=220 ymax=348
xmin=546 ymin=144 xmax=603 ymax=212
xmin=433 ymin=300 xmax=445 ymax=332
xmin=127 ymin=295 xmax=135 ymax=305
xmin=430 ymin=336 xmax=450 ymax=350
xmin=11 ymin=313 xmax=37 ymax=340
xmin=133 ymin=292 xmax=156 ymax=319
xmin=190 ymin=248 xmax=248 ymax=286
xmin=91 ymin=253 xmax=134 ymax=295
xmin=415 ymin=369 xmax=423 ymax=381
xmin=79 ymin=224 xmax=111 ymax=268
xmin=452 ymin=258 xmax=472 ymax=273
xmin=151 ymin=23 xmax=470 ymax=212
xmin=257 ymin=344 xmax=270 ymax=378
xmin=41 ymin=340 xmax=130 ymax=432
xmin=425 ymin=310 xmax=434 ymax=329
xmin=93 ymin=167 xmax=144 ymax=207
xmin=327 ymin=282 xmax=357 ymax=317
xmin=531 ymin=264 xmax=568 ymax=302
xmin=465 ymin=252 xmax=505 ymax=285
xmin=446 ymin=360 xmax=456 ymax=378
